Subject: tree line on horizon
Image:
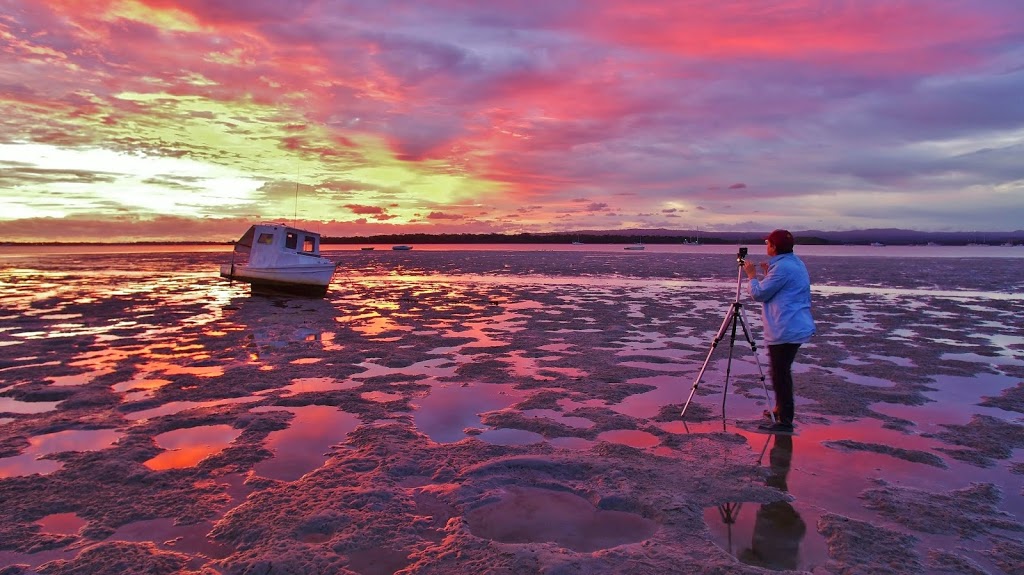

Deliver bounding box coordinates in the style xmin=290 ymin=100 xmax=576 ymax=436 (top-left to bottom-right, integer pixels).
xmin=319 ymin=232 xmax=831 ymax=245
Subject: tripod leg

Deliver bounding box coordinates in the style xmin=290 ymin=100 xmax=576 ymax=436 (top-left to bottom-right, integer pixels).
xmin=735 ymin=304 xmax=775 ymax=423
xmin=681 ymin=306 xmax=735 ymax=419
xmin=720 ymin=305 xmax=741 ymax=421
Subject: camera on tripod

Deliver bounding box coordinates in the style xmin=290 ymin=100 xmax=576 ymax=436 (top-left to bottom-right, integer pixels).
xmin=680 ymin=243 xmax=772 ymax=423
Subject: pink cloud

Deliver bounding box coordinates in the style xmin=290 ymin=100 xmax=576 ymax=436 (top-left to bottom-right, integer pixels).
xmin=426 ymin=211 xmax=463 ymax=220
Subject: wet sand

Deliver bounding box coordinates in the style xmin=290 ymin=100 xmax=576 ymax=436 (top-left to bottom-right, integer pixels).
xmin=1 ymin=247 xmax=1022 ymax=574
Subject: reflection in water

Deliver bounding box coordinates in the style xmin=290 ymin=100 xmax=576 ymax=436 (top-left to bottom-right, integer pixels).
xmin=412 ymin=382 xmax=519 ymax=443
xmin=738 ymin=434 xmax=807 ymax=570
xmin=257 ymin=377 xmax=360 ymax=397
xmin=705 ymin=434 xmax=823 ymax=571
xmin=0 ymin=397 xmax=61 ymax=414
xmin=144 ymin=425 xmax=242 ymax=470
xmin=362 ymin=391 xmax=403 ymax=403
xmin=124 ymin=396 xmax=259 ymax=421
xmin=0 ymin=429 xmax=122 ymax=478
xmin=48 ymin=370 xmax=114 ymax=386
xmin=103 ymin=517 xmax=232 ymax=561
xmin=476 ymin=428 xmax=544 ymax=446
xmin=465 ymin=486 xmax=659 ymax=552
xmin=251 ymin=405 xmax=360 ymax=481
xmin=111 ymin=377 xmax=173 ymax=394
xmin=595 ymin=429 xmax=660 ymax=449
xmin=36 ymin=512 xmax=87 ymax=535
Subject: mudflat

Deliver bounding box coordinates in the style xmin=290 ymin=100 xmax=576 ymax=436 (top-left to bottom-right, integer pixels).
xmin=0 ymin=247 xmax=1021 ymax=574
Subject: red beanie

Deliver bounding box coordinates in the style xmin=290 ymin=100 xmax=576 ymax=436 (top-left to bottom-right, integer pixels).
xmin=765 ymin=229 xmax=795 ymax=253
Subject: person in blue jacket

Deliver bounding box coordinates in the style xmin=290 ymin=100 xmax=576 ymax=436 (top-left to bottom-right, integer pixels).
xmin=742 ymin=229 xmax=816 ymax=433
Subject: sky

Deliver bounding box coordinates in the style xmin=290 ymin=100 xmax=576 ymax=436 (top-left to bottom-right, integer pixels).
xmin=2 ymin=0 xmax=1023 ymax=242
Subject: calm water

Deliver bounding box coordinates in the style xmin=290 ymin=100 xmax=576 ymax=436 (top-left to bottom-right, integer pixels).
xmin=1 ymin=245 xmax=1022 ymax=572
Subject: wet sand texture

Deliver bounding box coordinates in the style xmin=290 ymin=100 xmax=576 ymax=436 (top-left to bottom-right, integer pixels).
xmin=0 ymin=249 xmax=1022 ymax=574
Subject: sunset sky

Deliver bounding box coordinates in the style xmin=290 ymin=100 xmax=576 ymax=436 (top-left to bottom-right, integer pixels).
xmin=2 ymin=1 xmax=1023 ymax=242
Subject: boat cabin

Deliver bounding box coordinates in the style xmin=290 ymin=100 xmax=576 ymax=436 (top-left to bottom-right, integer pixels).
xmin=233 ymin=224 xmax=324 ymax=267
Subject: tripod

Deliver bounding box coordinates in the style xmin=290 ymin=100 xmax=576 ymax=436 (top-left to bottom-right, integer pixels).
xmin=681 ymin=249 xmax=774 ymax=423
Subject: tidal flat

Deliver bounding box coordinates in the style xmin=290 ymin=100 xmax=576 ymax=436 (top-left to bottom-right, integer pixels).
xmin=1 ymin=246 xmax=1022 ymax=574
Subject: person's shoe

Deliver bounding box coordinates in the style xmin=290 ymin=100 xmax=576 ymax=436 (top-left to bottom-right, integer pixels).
xmin=757 ymin=421 xmax=794 ymax=433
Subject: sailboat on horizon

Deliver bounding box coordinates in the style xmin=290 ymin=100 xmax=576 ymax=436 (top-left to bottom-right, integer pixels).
xmin=624 ymin=236 xmax=645 ymax=250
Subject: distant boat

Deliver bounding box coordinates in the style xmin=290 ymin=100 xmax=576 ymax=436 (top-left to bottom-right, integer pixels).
xmin=360 ymin=247 xmax=375 ymax=251
xmin=220 ymin=223 xmax=337 ymax=297
xmin=870 ymin=242 xmax=885 ymax=247
xmin=392 ymin=245 xmax=413 ymax=251
xmin=624 ymin=237 xmax=645 ymax=250
xmin=571 ymin=235 xmax=583 ymax=245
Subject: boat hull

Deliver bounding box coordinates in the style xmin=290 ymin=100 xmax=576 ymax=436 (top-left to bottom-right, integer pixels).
xmin=220 ymin=263 xmax=335 ymax=297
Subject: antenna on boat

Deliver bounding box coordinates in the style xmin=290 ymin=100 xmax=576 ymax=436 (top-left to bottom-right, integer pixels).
xmin=293 ymin=175 xmax=298 ymax=227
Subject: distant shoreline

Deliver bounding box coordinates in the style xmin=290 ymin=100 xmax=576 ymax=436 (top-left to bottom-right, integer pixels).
xmin=3 ymin=232 xmax=1020 ymax=248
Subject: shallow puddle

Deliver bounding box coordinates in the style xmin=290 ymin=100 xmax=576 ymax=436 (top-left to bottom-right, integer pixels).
xmin=475 ymin=428 xmax=545 ymax=446
xmin=48 ymin=369 xmax=114 ymax=387
xmin=251 ymin=405 xmax=360 ymax=481
xmin=412 ymin=382 xmax=519 ymax=443
xmin=0 ymin=428 xmax=122 ymax=477
xmin=104 ymin=517 xmax=232 ymax=560
xmin=362 ymin=390 xmax=403 ymax=403
xmin=36 ymin=512 xmax=88 ymax=535
xmin=124 ymin=396 xmax=259 ymax=421
xmin=111 ymin=377 xmax=173 ymax=394
xmin=0 ymin=397 xmax=62 ymax=414
xmin=704 ymin=498 xmax=830 ymax=571
xmin=594 ymin=429 xmax=661 ymax=449
xmin=466 ymin=486 xmax=658 ymax=551
xmin=259 ymin=377 xmax=360 ymax=396
xmin=144 ymin=424 xmax=242 ymax=470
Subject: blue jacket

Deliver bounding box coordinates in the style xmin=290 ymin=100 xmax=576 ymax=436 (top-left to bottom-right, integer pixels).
xmin=748 ymin=252 xmax=816 ymax=345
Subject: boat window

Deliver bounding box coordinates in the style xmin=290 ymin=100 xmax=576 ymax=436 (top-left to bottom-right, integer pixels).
xmin=257 ymin=233 xmax=274 ymax=245
xmin=302 ymin=236 xmax=317 ymax=253
xmin=285 ymin=232 xmax=298 ymax=250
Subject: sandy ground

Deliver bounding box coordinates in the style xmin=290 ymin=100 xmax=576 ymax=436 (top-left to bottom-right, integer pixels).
xmin=0 ymin=248 xmax=1022 ymax=574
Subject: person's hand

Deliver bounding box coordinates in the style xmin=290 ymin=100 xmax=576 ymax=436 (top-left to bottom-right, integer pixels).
xmin=743 ymin=260 xmax=757 ymax=279
xmin=759 ymin=262 xmax=769 ymax=275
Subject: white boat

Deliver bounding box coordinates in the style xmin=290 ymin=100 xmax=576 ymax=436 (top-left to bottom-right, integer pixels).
xmin=220 ymin=223 xmax=337 ymax=297
xmin=392 ymin=245 xmax=413 ymax=250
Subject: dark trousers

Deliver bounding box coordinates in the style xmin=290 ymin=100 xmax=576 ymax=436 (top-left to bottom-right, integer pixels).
xmin=768 ymin=343 xmax=801 ymax=425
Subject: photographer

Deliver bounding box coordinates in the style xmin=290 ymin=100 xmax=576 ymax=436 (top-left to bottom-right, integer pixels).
xmin=742 ymin=230 xmax=816 ymax=433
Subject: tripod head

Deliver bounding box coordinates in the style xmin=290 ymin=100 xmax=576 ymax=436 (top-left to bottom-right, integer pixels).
xmin=736 ymin=246 xmax=748 ymax=265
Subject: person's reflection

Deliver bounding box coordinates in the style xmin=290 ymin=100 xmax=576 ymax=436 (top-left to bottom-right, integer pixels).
xmin=739 ymin=434 xmax=806 ymax=570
